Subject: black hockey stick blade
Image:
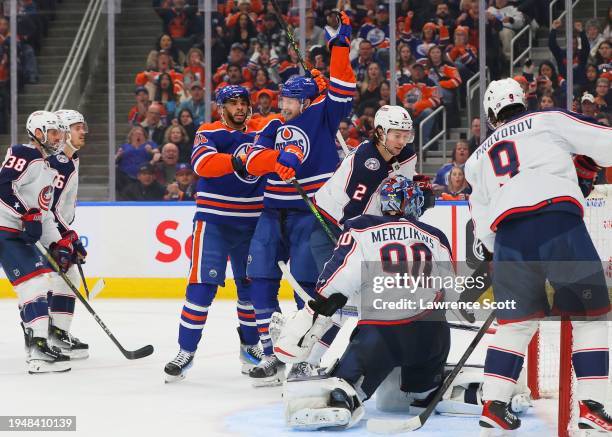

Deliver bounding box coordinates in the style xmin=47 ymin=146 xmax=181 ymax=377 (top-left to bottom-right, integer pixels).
xmin=367 ymin=311 xmax=496 ymax=433
xmin=34 ymin=242 xmax=155 ymax=361
xmin=122 ymin=344 xmax=154 ymax=360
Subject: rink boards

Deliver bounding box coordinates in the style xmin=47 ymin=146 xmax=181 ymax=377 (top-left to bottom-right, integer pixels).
xmin=0 ymin=195 xmax=609 ymax=299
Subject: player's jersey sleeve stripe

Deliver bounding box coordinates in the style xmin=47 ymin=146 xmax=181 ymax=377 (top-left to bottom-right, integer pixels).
xmin=197 ymin=192 xmax=263 ymax=202
xmin=328 ymin=94 xmax=353 ymax=103
xmin=196 ymin=199 xmax=263 ymax=210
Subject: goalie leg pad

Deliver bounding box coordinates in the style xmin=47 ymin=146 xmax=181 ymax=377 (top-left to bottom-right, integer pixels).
xmin=16 ymin=274 xmax=52 ymax=338
xmin=284 ymin=376 xmax=364 ymax=430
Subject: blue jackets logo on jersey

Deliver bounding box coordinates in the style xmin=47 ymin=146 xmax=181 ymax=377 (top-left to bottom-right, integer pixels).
xmin=56 ymin=155 xmax=69 ymax=164
xmin=365 ymin=158 xmax=380 ymax=171
xmin=234 ymin=143 xmax=259 ymax=184
xmin=275 ymin=126 xmax=311 ymax=162
xmin=38 ymin=186 xmax=53 ymax=211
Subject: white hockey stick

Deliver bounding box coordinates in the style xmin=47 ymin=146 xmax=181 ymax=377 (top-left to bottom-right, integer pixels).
xmin=88 ymin=278 xmax=106 ymax=299
xmin=278 ymin=261 xmax=359 ymax=315
xmin=336 ymin=131 xmax=350 ymax=156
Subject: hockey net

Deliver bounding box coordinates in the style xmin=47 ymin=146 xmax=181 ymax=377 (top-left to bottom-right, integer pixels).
xmin=526 ymin=184 xmax=612 ymax=437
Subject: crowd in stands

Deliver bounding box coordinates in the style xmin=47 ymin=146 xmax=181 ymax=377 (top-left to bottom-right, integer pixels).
xmin=0 ymin=0 xmax=51 ymax=134
xmin=109 ymin=0 xmax=610 ymax=200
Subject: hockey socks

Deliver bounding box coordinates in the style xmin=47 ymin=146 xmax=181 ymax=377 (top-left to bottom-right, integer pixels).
xmin=178 ymin=283 xmax=216 ymax=352
xmin=48 ymin=293 xmax=75 ymax=332
xmin=482 ymin=321 xmax=537 ymax=403
xmin=235 ymin=278 xmax=259 ymax=345
xmin=572 ymin=318 xmax=610 ymax=404
xmin=250 ymin=278 xmax=281 ymax=356
xmin=16 ymin=276 xmax=51 ymax=339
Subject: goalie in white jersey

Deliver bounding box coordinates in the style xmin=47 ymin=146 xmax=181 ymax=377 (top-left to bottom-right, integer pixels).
xmin=45 ymin=109 xmax=89 ymax=359
xmin=272 ymin=176 xmax=458 ymax=430
xmin=465 ymin=78 xmax=612 ymax=432
xmin=0 ymin=111 xmax=75 ymax=373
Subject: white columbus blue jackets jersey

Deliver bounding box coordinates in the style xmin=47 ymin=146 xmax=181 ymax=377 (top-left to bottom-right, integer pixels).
xmin=314 ymin=140 xmax=417 ymax=228
xmin=0 ymin=144 xmax=61 ymax=246
xmin=48 ymin=151 xmax=79 ymax=234
xmin=465 ymin=109 xmax=612 ymax=252
xmin=316 ymin=214 xmax=454 ymax=325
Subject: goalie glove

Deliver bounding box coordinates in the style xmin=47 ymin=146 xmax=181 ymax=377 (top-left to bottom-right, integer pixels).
xmin=573 ymin=155 xmax=601 ymax=197
xmin=273 ymin=302 xmax=333 ymax=364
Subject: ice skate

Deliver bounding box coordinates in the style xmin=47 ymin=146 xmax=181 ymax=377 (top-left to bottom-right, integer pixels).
xmin=164 ymin=350 xmax=195 ymax=383
xmin=49 ymin=324 xmax=89 ymax=359
xmin=249 ymin=354 xmax=285 ymax=387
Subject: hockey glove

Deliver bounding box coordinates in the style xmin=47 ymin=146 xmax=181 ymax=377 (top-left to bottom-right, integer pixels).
xmin=231 ymin=153 xmax=249 ymax=179
xmin=276 ymin=145 xmax=304 ymax=181
xmin=310 ymin=69 xmax=328 ymax=93
xmin=413 ymin=174 xmax=436 ymax=212
xmin=273 ymin=302 xmax=333 ymax=364
xmin=20 ymin=208 xmax=43 ymax=243
xmin=324 ymin=11 xmax=351 ymax=48
xmin=574 ymin=155 xmax=601 ymax=197
xmin=62 ymin=230 xmax=87 ymax=263
xmin=50 ymin=236 xmax=74 ymax=273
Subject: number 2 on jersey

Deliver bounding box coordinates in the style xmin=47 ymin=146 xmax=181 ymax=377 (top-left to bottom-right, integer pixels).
xmin=488 ymin=140 xmax=520 ymax=179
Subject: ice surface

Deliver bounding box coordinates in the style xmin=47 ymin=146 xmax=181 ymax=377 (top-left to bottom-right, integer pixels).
xmin=0 ymin=299 xmax=568 ymax=436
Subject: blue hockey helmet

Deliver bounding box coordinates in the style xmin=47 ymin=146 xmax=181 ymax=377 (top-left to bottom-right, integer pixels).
xmin=215 ymin=85 xmax=250 ymax=106
xmin=280 ymin=76 xmax=319 ymax=101
xmin=380 ymin=175 xmax=425 ymax=219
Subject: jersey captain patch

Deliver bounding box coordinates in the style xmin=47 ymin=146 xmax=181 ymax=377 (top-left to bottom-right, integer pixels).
xmin=274 ymin=126 xmax=311 ymax=163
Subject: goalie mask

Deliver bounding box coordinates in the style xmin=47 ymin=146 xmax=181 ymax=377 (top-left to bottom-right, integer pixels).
xmin=380 ymin=175 xmax=426 ymax=219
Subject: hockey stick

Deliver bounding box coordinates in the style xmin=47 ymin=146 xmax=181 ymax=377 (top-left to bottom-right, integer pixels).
xmin=34 ymin=242 xmax=154 ymax=360
xmin=76 ymin=263 xmax=89 ymax=299
xmin=290 ymin=179 xmax=339 ymax=244
xmin=366 ymin=310 xmax=496 ymax=433
xmin=76 ymin=263 xmax=106 ymax=300
xmin=269 ymin=0 xmax=350 ymax=156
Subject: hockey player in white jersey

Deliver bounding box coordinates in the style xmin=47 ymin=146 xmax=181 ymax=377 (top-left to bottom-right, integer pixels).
xmin=45 ymin=109 xmax=89 ymax=359
xmin=272 ymin=176 xmax=455 ymax=430
xmin=0 ymin=111 xmax=74 ymax=373
xmin=297 ymin=105 xmax=429 ymax=377
xmin=465 ymin=78 xmax=612 ymax=432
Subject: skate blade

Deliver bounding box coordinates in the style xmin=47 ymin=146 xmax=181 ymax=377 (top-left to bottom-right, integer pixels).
xmin=28 ymin=360 xmax=71 ymax=374
xmin=478 ymin=426 xmax=517 ymax=437
xmin=240 ymin=363 xmax=257 ymax=375
xmin=164 ymin=372 xmax=186 ymax=383
xmin=251 ymin=373 xmax=285 ymax=388
xmin=64 ymin=349 xmax=89 ymax=360
xmin=288 ymin=408 xmax=351 ymax=430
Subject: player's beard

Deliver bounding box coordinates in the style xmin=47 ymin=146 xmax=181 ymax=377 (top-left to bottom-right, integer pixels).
xmin=224 ymin=110 xmax=247 ymax=128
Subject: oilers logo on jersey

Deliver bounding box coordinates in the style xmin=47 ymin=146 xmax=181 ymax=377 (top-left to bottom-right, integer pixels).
xmin=275 ymin=126 xmax=311 ymax=163
xmin=194 ymin=131 xmax=208 ymax=147
xmin=233 ymin=143 xmax=259 ymax=184
xmin=38 ymin=186 xmax=54 ymax=211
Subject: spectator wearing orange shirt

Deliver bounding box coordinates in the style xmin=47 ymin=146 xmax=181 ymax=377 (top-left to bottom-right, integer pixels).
xmin=445 ymin=26 xmax=477 ymax=81
xmin=426 ymin=44 xmax=461 ymax=126
xmin=215 ymin=63 xmax=254 ymax=92
xmin=213 ymin=43 xmax=253 ymax=86
xmin=154 ymin=0 xmax=196 ymax=51
xmin=129 ymin=86 xmax=151 ymax=126
xmin=135 ymin=51 xmax=184 ymax=97
xmin=397 ymin=63 xmax=440 ymax=146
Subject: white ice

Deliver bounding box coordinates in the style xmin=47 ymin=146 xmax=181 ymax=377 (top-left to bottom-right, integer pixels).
xmin=0 ymin=299 xmax=596 ymax=436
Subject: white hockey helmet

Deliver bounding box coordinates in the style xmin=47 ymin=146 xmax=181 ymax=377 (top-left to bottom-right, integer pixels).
xmin=26 ymin=110 xmax=63 ymax=154
xmin=374 ymin=105 xmax=415 ymax=143
xmin=483 ymin=78 xmax=526 ymax=126
xmin=55 ymin=109 xmax=88 ymax=132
